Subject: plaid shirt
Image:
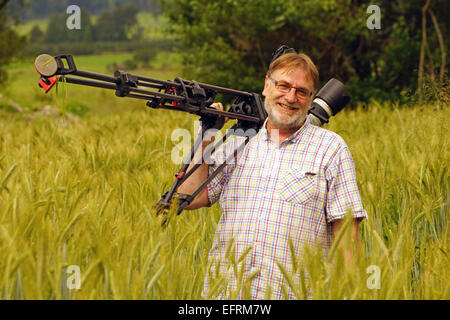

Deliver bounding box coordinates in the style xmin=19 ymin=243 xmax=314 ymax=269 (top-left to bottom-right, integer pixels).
xmin=204 ymin=117 xmax=367 ymax=299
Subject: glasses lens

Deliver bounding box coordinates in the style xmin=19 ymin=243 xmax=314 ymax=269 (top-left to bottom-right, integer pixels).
xmin=276 ymin=82 xmax=291 ymax=92
xmin=296 ymin=89 xmax=309 ymax=98
xmin=271 ymin=77 xmax=310 ymax=99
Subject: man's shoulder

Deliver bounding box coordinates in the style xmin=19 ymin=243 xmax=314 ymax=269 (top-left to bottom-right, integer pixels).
xmin=303 ymin=125 xmax=353 ymax=171
xmin=305 ymin=123 xmax=348 ymax=149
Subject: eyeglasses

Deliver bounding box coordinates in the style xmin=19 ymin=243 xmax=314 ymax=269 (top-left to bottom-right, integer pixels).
xmin=268 ymin=77 xmax=312 ymax=99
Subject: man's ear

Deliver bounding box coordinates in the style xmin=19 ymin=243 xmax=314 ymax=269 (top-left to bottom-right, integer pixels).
xmin=262 ymin=76 xmax=269 ymax=97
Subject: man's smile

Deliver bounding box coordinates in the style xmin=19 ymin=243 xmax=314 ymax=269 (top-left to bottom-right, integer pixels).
xmin=276 ymin=102 xmax=299 ymax=112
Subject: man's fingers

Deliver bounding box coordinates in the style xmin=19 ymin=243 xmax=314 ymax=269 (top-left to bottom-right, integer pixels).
xmin=210 ymin=102 xmax=229 ymax=122
xmin=210 ymin=102 xmax=224 ymax=111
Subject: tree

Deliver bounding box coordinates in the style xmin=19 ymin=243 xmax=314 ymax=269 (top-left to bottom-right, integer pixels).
xmin=94 ymin=4 xmax=140 ymax=41
xmin=162 ymin=0 xmax=448 ymax=103
xmin=23 ymin=0 xmax=154 ymax=19
xmin=0 ymin=0 xmax=27 ymax=84
xmin=44 ymin=8 xmax=94 ymax=43
xmin=147 ymin=0 xmax=162 ymax=16
xmin=68 ymin=7 xmax=94 ymax=42
xmin=29 ymin=25 xmax=44 ymax=42
xmin=44 ymin=13 xmax=67 ymax=43
xmin=418 ymin=0 xmax=447 ymax=96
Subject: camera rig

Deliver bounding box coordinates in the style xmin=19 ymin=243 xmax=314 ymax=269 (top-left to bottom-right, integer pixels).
xmin=34 ymin=53 xmax=350 ymax=219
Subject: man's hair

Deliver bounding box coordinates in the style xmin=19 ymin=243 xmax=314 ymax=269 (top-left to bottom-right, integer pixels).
xmin=266 ymin=52 xmax=319 ymax=91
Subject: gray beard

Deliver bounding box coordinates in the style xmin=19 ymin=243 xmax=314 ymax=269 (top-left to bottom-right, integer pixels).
xmin=264 ymin=101 xmax=307 ymax=131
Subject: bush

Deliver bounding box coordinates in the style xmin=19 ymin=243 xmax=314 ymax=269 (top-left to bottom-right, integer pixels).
xmin=124 ymin=59 xmax=138 ymax=70
xmin=44 ymin=9 xmax=94 ymax=44
xmin=29 ymin=25 xmax=44 ymax=42
xmin=106 ymin=59 xmax=138 ymax=72
xmin=133 ymin=48 xmax=158 ymax=68
xmin=418 ymin=77 xmax=450 ymax=105
xmin=95 ymin=4 xmax=139 ymax=41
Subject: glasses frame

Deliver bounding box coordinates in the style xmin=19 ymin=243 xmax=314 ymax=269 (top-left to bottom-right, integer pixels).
xmin=268 ymin=76 xmax=312 ymax=100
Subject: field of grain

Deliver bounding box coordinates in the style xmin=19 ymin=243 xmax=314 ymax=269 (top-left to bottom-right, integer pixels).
xmin=0 ymin=55 xmax=448 ymax=299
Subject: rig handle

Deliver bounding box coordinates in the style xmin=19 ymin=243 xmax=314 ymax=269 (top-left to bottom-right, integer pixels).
xmin=34 ymin=54 xmax=77 ymax=77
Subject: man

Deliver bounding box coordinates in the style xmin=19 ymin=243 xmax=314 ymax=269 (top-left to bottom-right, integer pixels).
xmin=177 ymin=51 xmax=367 ymax=299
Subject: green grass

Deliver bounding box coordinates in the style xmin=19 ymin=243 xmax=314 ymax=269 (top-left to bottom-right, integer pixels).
xmin=0 ymin=59 xmax=448 ymax=299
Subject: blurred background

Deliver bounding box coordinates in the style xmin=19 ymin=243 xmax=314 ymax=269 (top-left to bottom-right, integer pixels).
xmin=0 ymin=0 xmax=448 ymax=115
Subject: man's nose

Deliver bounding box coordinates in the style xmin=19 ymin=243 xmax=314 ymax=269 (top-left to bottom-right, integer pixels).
xmin=284 ymin=87 xmax=298 ymax=103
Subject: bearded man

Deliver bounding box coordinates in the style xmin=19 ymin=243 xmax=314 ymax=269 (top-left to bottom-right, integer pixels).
xmin=178 ymin=50 xmax=367 ymax=299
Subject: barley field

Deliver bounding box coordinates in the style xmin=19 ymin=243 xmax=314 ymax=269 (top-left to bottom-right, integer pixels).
xmin=0 ymin=57 xmax=448 ymax=299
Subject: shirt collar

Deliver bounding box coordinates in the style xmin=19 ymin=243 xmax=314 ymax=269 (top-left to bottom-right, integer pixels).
xmin=260 ymin=116 xmax=311 ymax=144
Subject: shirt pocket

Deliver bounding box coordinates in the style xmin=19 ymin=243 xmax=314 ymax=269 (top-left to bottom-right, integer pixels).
xmin=279 ymin=169 xmax=318 ymax=205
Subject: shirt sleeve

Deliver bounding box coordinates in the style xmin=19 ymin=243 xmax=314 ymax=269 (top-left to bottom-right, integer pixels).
xmin=325 ymin=145 xmax=368 ymax=223
xmin=206 ymin=136 xmax=243 ymax=206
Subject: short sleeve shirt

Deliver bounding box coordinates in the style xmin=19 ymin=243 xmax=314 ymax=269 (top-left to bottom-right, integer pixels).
xmin=204 ymin=118 xmax=367 ymax=299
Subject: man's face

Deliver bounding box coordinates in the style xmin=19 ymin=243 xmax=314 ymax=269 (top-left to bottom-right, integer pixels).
xmin=262 ymin=67 xmax=314 ymax=131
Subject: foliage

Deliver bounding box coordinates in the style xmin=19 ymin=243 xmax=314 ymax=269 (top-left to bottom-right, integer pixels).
xmin=133 ymin=48 xmax=159 ymax=68
xmin=414 ymin=77 xmax=449 ymax=105
xmin=23 ymin=0 xmax=160 ymax=19
xmin=44 ymin=8 xmax=94 ymax=43
xmin=43 ymin=4 xmax=140 ymax=43
xmin=29 ymin=25 xmax=44 ymax=42
xmin=0 ymin=1 xmax=26 ymax=85
xmin=123 ymin=59 xmax=139 ymax=70
xmin=162 ymin=0 xmax=448 ymax=104
xmin=106 ymin=59 xmax=139 ymax=72
xmin=94 ymin=4 xmax=140 ymax=42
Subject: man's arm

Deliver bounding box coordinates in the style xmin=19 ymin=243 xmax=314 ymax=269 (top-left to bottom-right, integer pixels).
xmin=177 ymin=139 xmax=214 ymax=210
xmin=177 ymin=103 xmax=225 ymax=210
xmin=325 ymin=140 xmax=367 ymax=266
xmin=331 ymin=218 xmax=361 ymax=266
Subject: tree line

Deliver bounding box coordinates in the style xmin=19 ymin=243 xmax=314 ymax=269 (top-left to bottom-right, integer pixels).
xmin=30 ymin=4 xmax=140 ymax=43
xmin=162 ymin=0 xmax=448 ymax=104
xmin=0 ymin=0 xmax=25 ymax=84
xmin=1 ymin=0 xmax=448 ymax=104
xmin=21 ymin=0 xmax=161 ymax=19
